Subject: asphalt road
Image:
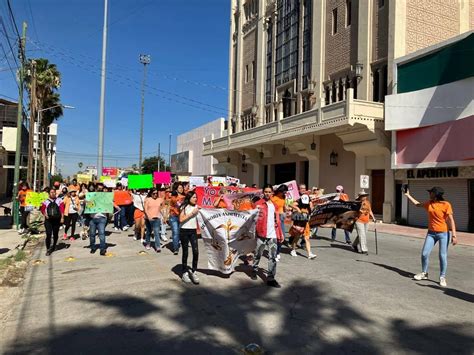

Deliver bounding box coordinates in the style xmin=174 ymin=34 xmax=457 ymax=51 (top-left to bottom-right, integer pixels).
xmin=0 ymin=225 xmax=473 ymax=354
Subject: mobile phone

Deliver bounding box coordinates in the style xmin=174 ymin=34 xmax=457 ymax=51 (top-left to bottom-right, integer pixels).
xmin=402 ymin=184 xmax=408 ymax=193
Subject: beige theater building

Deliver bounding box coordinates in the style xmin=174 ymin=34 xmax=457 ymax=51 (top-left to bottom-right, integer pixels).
xmin=203 ymin=0 xmax=474 ymax=222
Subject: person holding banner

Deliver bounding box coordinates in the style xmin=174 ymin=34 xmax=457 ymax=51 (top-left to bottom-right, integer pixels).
xmin=290 ymin=194 xmax=317 ymax=259
xmin=179 ymin=191 xmax=200 ymax=284
xmin=332 ymin=186 xmax=352 ymax=244
xmin=352 ymin=191 xmax=376 ymax=255
xmin=271 ymin=184 xmax=288 ymax=262
xmin=252 ymin=185 xmax=284 ymax=288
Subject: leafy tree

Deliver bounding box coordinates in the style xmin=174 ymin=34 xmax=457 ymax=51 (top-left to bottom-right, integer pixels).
xmin=141 ymin=156 xmax=170 ymax=174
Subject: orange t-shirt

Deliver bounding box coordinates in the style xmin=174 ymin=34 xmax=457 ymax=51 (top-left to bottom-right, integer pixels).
xmin=339 ymin=193 xmax=349 ymax=202
xmin=423 ymin=201 xmax=453 ymax=232
xmin=18 ymin=189 xmax=31 ymax=207
xmin=271 ymin=195 xmax=286 ymax=214
xmin=114 ymin=190 xmax=132 ymax=206
xmin=358 ymin=200 xmax=372 ymax=224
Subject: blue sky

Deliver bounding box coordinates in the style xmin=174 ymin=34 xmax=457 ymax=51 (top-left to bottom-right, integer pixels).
xmin=1 ymin=0 xmax=230 ymax=177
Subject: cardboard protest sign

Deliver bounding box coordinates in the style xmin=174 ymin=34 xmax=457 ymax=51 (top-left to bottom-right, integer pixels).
xmin=195 ymin=186 xmax=259 ymax=209
xmin=153 ymin=172 xmax=171 ymax=184
xmin=208 ymin=176 xmax=227 ymax=186
xmin=308 ymin=201 xmax=361 ymax=232
xmin=225 ymin=176 xmax=240 ymax=185
xmin=84 ymin=192 xmax=114 ymax=214
xmin=102 ymin=167 xmax=118 ymax=177
xmin=189 ymin=176 xmax=206 ymax=187
xmin=25 ymin=192 xmax=48 ymax=207
xmin=198 ymin=208 xmax=259 ymax=274
xmin=120 ymin=177 xmax=128 ymax=187
xmin=177 ymin=175 xmax=190 ymax=182
xmin=273 ymin=180 xmax=300 ymax=205
xmin=99 ymin=176 xmax=112 ymax=183
xmin=103 ymin=179 xmax=117 ymax=188
xmin=128 ymin=174 xmax=153 ymax=189
xmin=77 ymin=174 xmax=92 ymax=184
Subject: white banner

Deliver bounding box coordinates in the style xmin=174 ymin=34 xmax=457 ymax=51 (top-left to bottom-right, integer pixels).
xmin=197 ymin=208 xmax=259 ymax=274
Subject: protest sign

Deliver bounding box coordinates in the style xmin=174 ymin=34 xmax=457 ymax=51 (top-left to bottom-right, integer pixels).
xmin=128 ymin=174 xmax=153 ymax=189
xmin=198 ymin=208 xmax=259 ymax=274
xmin=103 ymin=179 xmax=117 ymax=188
xmin=153 ymin=172 xmax=171 ymax=184
xmin=208 ymin=176 xmax=227 ymax=186
xmin=189 ymin=176 xmax=206 ymax=187
xmin=273 ymin=180 xmax=300 ymax=205
xmin=120 ymin=177 xmax=128 ymax=187
xmin=25 ymin=192 xmax=48 ymax=207
xmin=195 ymin=186 xmax=260 ymax=209
xmin=177 ymin=175 xmax=190 ymax=182
xmin=225 ymin=176 xmax=240 ymax=185
xmin=84 ymin=192 xmax=114 ymax=214
xmin=308 ymin=201 xmax=361 ymax=232
xmin=99 ymin=176 xmax=112 ymax=183
xmin=77 ymin=174 xmax=92 ymax=184
xmin=102 ymin=167 xmax=118 ymax=177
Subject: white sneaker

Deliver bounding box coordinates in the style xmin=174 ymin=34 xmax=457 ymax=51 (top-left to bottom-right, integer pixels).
xmin=123 ymin=225 xmax=129 ymax=231
xmin=414 ymin=272 xmax=428 ymax=281
xmin=114 ymin=227 xmax=119 ymax=231
xmin=160 ymin=235 xmax=169 ymax=242
xmin=308 ymin=253 xmax=317 ymax=260
xmin=18 ymin=228 xmax=24 ymax=234
xmin=189 ymin=271 xmax=200 ymax=284
xmin=182 ymin=271 xmax=192 ymax=283
xmin=290 ymin=250 xmax=297 ymax=257
xmin=275 ymin=254 xmax=281 ymax=262
xmin=439 ymin=277 xmax=447 ymax=287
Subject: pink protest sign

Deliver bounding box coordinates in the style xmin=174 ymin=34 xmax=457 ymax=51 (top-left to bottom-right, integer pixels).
xmin=102 ymin=167 xmax=118 ymax=177
xmin=153 ymin=172 xmax=171 ymax=184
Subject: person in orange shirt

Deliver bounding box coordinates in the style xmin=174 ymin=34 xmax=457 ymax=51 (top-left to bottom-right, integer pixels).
xmin=352 ymin=191 xmax=375 ymax=255
xmin=271 ymin=184 xmax=288 ymax=261
xmin=405 ymin=186 xmax=457 ymax=288
xmin=169 ymin=183 xmax=185 ymax=254
xmin=17 ymin=182 xmax=32 ymax=234
xmin=113 ymin=183 xmax=132 ymax=231
xmin=331 ymin=185 xmax=352 ymax=244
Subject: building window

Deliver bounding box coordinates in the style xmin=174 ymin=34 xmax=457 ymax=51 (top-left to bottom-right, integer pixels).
xmin=245 ymin=64 xmax=249 ymax=83
xmin=244 ymin=0 xmax=259 ymax=21
xmin=338 ymin=79 xmax=344 ymax=101
xmin=302 ymin=0 xmax=312 ymax=89
xmin=373 ymin=68 xmax=380 ymax=102
xmin=282 ymin=89 xmax=292 ymax=118
xmin=331 ymin=81 xmax=336 ymax=103
xmin=275 ymin=0 xmax=300 ymax=87
xmin=378 ymin=0 xmax=384 ymax=9
xmin=345 ymin=0 xmax=351 ymax=27
xmin=332 ymin=8 xmax=338 ymax=35
xmin=265 ymin=20 xmax=273 ymax=104
xmin=325 ymin=86 xmax=330 ymax=105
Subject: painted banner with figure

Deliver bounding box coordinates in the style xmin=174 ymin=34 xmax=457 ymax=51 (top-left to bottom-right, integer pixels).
xmin=128 ymin=174 xmax=154 ymax=189
xmin=84 ymin=192 xmax=114 ymax=214
xmin=308 ymin=201 xmax=361 ymax=232
xmin=198 ymin=208 xmax=259 ymax=274
xmin=25 ymin=192 xmax=48 ymax=207
xmin=195 ymin=186 xmax=260 ymax=209
xmin=222 ymin=190 xmax=262 ymax=210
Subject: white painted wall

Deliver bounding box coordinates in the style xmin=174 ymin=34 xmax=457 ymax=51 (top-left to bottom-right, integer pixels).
xmin=177 ymin=118 xmax=226 ymax=176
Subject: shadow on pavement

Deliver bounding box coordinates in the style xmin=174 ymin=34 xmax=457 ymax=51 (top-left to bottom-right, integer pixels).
xmin=416 ymin=283 xmax=474 ymax=303
xmin=356 ymin=260 xmax=415 ymax=279
xmin=6 ymin=276 xmax=474 ymax=354
xmin=0 ymin=247 xmax=10 ymax=254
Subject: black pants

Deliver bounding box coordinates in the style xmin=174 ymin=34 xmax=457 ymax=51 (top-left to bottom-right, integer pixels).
xmin=19 ymin=206 xmax=29 ymax=229
xmin=45 ymin=218 xmax=61 ymax=250
xmin=180 ymin=228 xmax=199 ymax=272
xmin=64 ymin=213 xmax=78 ymax=237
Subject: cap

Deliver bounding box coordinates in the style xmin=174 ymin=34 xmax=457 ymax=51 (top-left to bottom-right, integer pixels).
xmin=53 ymin=181 xmax=60 ymax=186
xmin=301 ymin=195 xmax=310 ymax=204
xmin=336 ymin=185 xmax=344 ymax=192
xmin=427 ymin=186 xmax=444 ymax=195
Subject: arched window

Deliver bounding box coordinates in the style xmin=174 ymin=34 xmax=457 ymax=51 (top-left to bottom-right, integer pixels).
xmin=283 ymin=89 xmax=292 ymax=118
xmin=338 ymin=79 xmax=344 ymax=101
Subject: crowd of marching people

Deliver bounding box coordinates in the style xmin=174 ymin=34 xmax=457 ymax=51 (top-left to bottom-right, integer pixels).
xmin=15 ymin=177 xmax=457 ymax=288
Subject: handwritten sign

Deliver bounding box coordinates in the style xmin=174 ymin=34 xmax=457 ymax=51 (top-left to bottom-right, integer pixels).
xmin=77 ymin=174 xmax=92 ymax=184
xmin=128 ymin=174 xmax=153 ymax=189
xmin=25 ymin=192 xmax=48 ymax=207
xmin=84 ymin=192 xmax=114 ymax=214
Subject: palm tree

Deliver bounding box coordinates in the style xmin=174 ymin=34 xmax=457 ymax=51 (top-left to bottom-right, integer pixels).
xmin=25 ymin=58 xmax=62 ymax=187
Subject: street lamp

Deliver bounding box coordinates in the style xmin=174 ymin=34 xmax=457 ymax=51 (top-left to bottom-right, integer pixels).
xmin=139 ymin=54 xmax=151 ymax=173
xmin=33 ymin=104 xmax=75 ymax=190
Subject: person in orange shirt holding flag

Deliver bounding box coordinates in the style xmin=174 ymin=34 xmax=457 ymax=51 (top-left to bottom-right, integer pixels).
xmin=405 ymin=186 xmax=457 ymax=288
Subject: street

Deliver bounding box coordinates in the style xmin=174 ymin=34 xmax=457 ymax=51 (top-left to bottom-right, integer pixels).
xmin=0 ymin=226 xmax=473 ymax=354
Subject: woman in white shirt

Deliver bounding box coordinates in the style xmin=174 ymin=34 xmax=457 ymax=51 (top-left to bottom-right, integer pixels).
xmin=179 ymin=191 xmax=200 ymax=284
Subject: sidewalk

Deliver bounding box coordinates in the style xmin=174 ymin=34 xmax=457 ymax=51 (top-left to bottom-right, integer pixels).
xmin=0 ymin=227 xmax=24 ymax=260
xmin=369 ymin=222 xmax=474 ymax=246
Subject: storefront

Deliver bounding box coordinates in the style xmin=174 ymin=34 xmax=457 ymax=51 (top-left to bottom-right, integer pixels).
xmin=395 ymin=167 xmax=474 ymax=232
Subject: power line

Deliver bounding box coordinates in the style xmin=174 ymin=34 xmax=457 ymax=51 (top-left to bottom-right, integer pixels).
xmin=25 ymin=0 xmax=39 ymax=42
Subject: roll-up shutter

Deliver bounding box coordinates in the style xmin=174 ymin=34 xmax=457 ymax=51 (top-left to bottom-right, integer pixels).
xmin=408 ymin=180 xmax=469 ymax=232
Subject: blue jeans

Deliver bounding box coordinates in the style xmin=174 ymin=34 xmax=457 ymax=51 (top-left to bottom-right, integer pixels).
xmin=89 ymin=216 xmax=107 ymax=251
xmin=169 ymin=216 xmax=180 ymax=252
xmin=114 ymin=205 xmax=129 ymax=229
xmin=422 ymin=231 xmax=449 ymax=277
xmin=145 ymin=218 xmax=161 ymax=249
xmin=277 ymin=213 xmax=285 ymax=255
xmin=331 ymin=228 xmax=351 ymax=242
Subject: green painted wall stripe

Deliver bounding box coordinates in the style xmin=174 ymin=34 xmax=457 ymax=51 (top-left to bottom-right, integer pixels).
xmin=398 ymin=33 xmax=474 ymax=94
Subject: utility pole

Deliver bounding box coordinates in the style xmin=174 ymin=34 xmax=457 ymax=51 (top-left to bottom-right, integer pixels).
xmin=97 ymin=0 xmax=108 ymax=178
xmin=12 ymin=22 xmax=27 ymax=229
xmin=157 ymin=142 xmax=161 ymax=172
xmin=138 ymin=54 xmax=150 ymax=173
xmin=168 ymin=133 xmax=172 ymax=172
xmin=27 ymin=60 xmax=36 ymax=184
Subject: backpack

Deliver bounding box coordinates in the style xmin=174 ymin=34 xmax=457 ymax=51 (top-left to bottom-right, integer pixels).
xmin=47 ymin=200 xmax=61 ymax=220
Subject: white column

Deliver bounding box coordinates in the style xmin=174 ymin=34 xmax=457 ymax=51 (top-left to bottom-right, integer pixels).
xmin=387 ymin=0 xmax=406 ymax=94
xmin=255 ymin=0 xmax=266 ymax=126
xmin=383 ymin=152 xmax=395 ymax=223
xmin=311 ymin=0 xmax=325 ymax=101
xmin=234 ymin=2 xmax=243 ymax=133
